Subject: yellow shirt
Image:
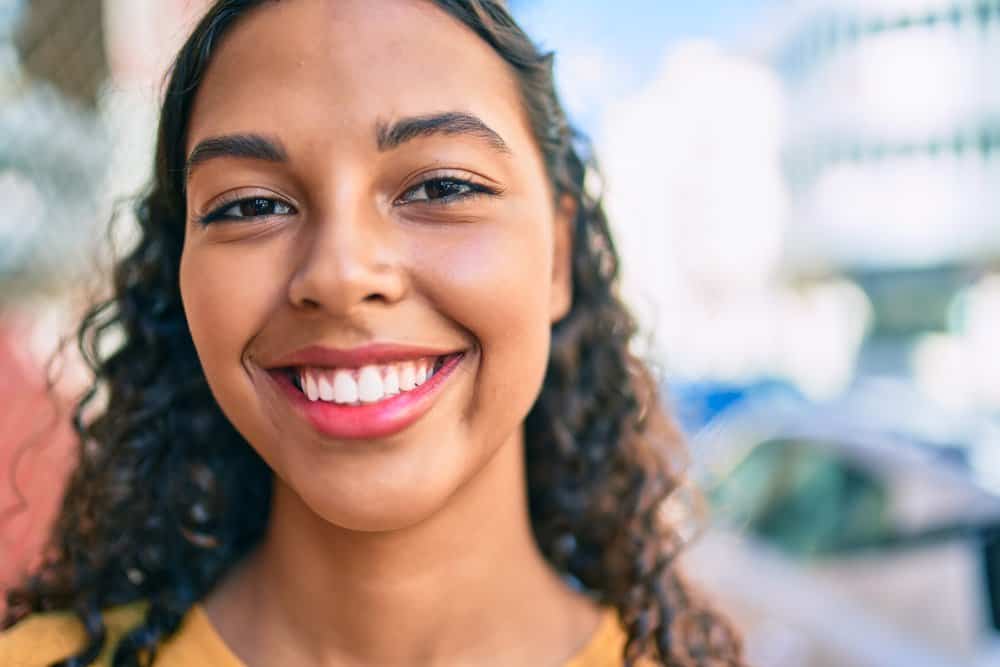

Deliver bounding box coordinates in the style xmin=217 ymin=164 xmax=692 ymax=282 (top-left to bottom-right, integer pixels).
xmin=0 ymin=602 xmax=634 ymax=666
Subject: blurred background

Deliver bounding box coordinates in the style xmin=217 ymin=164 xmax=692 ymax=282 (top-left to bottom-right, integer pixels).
xmin=2 ymin=0 xmax=1000 ymax=665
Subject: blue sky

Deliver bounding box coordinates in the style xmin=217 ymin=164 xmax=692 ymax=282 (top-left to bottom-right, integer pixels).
xmin=510 ymin=0 xmax=779 ymax=131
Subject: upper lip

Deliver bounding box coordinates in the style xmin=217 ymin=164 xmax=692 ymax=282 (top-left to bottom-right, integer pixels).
xmin=266 ymin=343 xmax=462 ymax=370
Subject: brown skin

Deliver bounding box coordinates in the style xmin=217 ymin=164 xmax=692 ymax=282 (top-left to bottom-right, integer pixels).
xmin=178 ymin=0 xmax=599 ymax=665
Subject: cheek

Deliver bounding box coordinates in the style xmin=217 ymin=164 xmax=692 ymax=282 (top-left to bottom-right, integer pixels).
xmin=411 ymin=215 xmax=555 ymax=420
xmin=179 ymin=244 xmax=281 ymax=393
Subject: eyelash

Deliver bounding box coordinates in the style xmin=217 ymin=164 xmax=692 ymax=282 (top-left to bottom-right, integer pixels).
xmin=395 ymin=175 xmax=499 ymax=206
xmin=197 ymin=195 xmax=294 ymax=225
xmin=196 ymin=176 xmax=499 ymax=225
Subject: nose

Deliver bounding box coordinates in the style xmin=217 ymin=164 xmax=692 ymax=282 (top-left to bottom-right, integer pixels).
xmin=287 ymin=197 xmax=407 ymax=316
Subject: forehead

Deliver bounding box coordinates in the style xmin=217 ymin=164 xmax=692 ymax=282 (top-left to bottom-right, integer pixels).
xmin=187 ymin=0 xmax=529 ymax=154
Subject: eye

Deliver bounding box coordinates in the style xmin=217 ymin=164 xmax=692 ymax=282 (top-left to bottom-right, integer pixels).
xmin=397 ymin=177 xmax=494 ymax=205
xmin=200 ymin=196 xmax=295 ymax=224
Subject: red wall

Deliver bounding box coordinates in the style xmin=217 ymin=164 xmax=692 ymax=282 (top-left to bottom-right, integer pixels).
xmin=0 ymin=321 xmax=76 ymax=610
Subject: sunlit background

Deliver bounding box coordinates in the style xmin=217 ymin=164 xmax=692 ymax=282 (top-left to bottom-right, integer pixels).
xmin=2 ymin=1 xmax=1000 ymax=665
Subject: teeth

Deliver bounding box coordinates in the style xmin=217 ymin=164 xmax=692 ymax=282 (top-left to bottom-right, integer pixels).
xmin=304 ymin=371 xmax=319 ymax=401
xmin=296 ymin=355 xmax=454 ymax=404
xmin=383 ymin=365 xmax=400 ymax=396
xmin=333 ymin=370 xmax=359 ymax=404
xmin=317 ymin=374 xmax=334 ymax=401
xmin=399 ymin=362 xmax=416 ymax=391
xmin=358 ymin=366 xmax=384 ymax=403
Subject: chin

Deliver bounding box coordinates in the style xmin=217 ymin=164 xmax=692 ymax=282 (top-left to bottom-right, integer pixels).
xmin=297 ymin=481 xmax=458 ymax=533
xmin=280 ymin=444 xmax=479 ymax=534
xmin=318 ymin=503 xmax=442 ymax=533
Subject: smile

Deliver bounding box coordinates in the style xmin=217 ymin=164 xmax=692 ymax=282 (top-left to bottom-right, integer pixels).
xmin=291 ymin=355 xmax=451 ymax=405
xmin=266 ymin=347 xmax=467 ymax=440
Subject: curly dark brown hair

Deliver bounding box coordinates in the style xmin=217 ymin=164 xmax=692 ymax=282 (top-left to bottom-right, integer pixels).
xmin=3 ymin=1 xmax=746 ymax=665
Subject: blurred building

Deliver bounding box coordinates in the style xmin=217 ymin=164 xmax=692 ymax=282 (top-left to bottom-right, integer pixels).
xmin=761 ymin=0 xmax=1000 ymax=413
xmin=1 ymin=0 xmax=109 ymax=299
xmin=0 ymin=0 xmax=211 ymax=605
xmin=771 ymin=0 xmax=1000 ymax=267
xmin=599 ymin=39 xmax=873 ymax=401
xmin=689 ymin=4 xmax=1000 ymax=664
xmin=0 ymin=0 xmax=108 ymax=596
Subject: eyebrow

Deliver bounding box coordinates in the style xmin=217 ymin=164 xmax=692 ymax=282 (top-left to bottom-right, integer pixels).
xmin=184 ymin=113 xmax=509 ymax=180
xmin=186 ymin=133 xmax=288 ymax=180
xmin=376 ymin=112 xmax=511 ymax=154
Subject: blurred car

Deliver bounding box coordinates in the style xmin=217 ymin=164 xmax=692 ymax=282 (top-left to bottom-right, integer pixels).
xmin=669 ymin=378 xmax=1000 ymax=667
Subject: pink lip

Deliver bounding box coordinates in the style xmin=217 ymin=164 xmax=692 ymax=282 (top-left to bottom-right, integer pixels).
xmin=267 ymin=351 xmax=466 ymax=440
xmin=268 ymin=343 xmax=459 ymax=370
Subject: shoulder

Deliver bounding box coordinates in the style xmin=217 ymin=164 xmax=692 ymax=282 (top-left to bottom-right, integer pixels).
xmin=564 ymin=608 xmax=658 ymax=667
xmin=0 ymin=601 xmax=147 ymax=667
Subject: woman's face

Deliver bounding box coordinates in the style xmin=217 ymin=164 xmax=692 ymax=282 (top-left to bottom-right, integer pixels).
xmin=179 ymin=0 xmax=572 ymax=531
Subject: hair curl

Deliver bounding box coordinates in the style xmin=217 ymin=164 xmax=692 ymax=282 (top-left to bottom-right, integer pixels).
xmin=3 ymin=2 xmax=746 ymax=665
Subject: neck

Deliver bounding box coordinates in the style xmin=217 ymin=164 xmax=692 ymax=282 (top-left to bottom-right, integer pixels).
xmin=211 ymin=429 xmax=599 ymax=666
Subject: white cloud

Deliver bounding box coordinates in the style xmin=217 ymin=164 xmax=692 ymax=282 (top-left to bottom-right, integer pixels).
xmin=597 ymin=40 xmax=867 ymax=394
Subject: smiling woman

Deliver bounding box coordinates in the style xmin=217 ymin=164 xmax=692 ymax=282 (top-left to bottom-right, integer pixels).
xmin=0 ymin=1 xmax=745 ymax=666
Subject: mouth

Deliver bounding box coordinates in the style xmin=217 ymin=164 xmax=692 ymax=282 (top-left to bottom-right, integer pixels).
xmin=279 ymin=352 xmax=460 ymax=406
xmin=265 ymin=350 xmax=468 ymax=440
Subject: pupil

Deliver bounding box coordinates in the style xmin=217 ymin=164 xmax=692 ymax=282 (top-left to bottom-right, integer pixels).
xmin=427 ymin=180 xmax=463 ymax=199
xmin=240 ymin=198 xmax=271 ymax=216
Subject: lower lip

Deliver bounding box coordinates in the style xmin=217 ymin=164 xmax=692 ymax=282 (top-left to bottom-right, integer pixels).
xmin=268 ymin=353 xmax=465 ymax=440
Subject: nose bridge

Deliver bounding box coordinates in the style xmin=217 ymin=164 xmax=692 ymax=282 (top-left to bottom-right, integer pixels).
xmin=289 ymin=184 xmax=402 ymax=313
xmin=316 ymin=191 xmax=379 ymax=275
